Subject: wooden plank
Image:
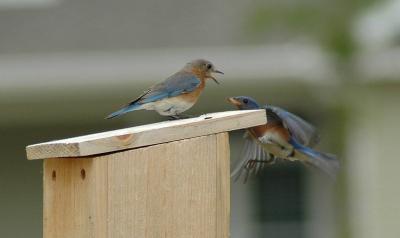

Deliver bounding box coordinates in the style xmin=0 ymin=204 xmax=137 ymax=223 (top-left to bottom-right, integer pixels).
xmin=43 ymin=158 xmax=95 ymax=238
xmin=26 ymin=110 xmax=266 ymax=160
xmin=106 ymin=134 xmax=222 ymax=238
xmin=92 ymin=158 xmax=108 ymax=238
xmin=216 ymin=133 xmax=230 ymax=238
xmin=43 ymin=133 xmax=230 ymax=238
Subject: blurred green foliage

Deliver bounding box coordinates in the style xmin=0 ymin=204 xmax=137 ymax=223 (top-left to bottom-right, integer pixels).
xmin=245 ymin=0 xmax=378 ymax=58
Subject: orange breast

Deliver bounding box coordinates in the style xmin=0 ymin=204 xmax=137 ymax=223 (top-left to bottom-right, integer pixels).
xmin=249 ymin=123 xmax=290 ymax=141
xmin=268 ymin=126 xmax=291 ymax=141
xmin=249 ymin=125 xmax=268 ymax=138
xmin=180 ymin=78 xmax=205 ymax=103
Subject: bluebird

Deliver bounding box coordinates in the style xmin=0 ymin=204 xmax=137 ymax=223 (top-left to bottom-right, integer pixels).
xmin=106 ymin=59 xmax=223 ymax=119
xmin=228 ymin=96 xmax=339 ymax=182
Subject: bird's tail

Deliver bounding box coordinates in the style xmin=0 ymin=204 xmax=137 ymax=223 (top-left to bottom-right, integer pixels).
xmin=290 ymin=139 xmax=340 ymax=179
xmin=105 ymin=104 xmax=142 ymax=119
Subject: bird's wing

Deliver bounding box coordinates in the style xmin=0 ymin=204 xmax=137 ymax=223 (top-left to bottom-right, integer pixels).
xmin=231 ymin=131 xmax=275 ymax=183
xmin=138 ymin=72 xmax=201 ymax=104
xmin=105 ymin=72 xmax=201 ymax=119
xmin=265 ymin=105 xmax=320 ymax=147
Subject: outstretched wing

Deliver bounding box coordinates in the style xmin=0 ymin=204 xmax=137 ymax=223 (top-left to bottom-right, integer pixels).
xmin=265 ymin=105 xmax=320 ymax=147
xmin=106 ymin=71 xmax=201 ymax=118
xmin=231 ymin=131 xmax=275 ymax=183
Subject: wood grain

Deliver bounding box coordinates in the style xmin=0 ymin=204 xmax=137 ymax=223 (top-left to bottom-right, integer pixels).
xmin=216 ymin=133 xmax=230 ymax=238
xmin=43 ymin=158 xmax=95 ymax=238
xmin=43 ymin=133 xmax=230 ymax=238
xmin=27 ymin=109 xmax=266 ymax=160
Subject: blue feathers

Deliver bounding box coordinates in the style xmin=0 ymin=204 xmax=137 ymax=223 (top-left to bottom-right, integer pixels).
xmin=105 ymin=103 xmax=142 ymax=119
xmin=228 ymin=96 xmax=340 ymax=181
xmin=106 ymin=72 xmax=201 ymax=119
xmin=140 ymin=73 xmax=201 ymax=104
xmin=289 ymin=138 xmax=340 ymax=179
xmin=265 ymin=105 xmax=320 ymax=147
xmin=106 ymin=59 xmax=224 ymax=118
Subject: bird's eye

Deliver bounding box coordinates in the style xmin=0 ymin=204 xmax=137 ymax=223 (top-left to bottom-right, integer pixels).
xmin=243 ymin=99 xmax=248 ymax=104
xmin=206 ymin=63 xmax=212 ymax=70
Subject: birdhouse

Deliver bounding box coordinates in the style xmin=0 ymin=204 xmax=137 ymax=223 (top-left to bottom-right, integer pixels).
xmin=26 ymin=110 xmax=266 ymax=238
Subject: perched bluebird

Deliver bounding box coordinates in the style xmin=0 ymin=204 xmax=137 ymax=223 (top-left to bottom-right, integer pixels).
xmin=228 ymin=96 xmax=339 ymax=182
xmin=106 ymin=59 xmax=223 ymax=119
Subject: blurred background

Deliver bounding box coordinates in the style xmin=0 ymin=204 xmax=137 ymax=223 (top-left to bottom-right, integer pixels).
xmin=1 ymin=0 xmax=400 ymax=237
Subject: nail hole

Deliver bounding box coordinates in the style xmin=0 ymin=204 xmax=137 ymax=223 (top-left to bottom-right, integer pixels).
xmin=52 ymin=170 xmax=56 ymax=181
xmin=80 ymin=169 xmax=86 ymax=180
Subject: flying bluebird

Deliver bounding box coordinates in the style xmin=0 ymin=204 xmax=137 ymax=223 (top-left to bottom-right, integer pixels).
xmin=106 ymin=59 xmax=223 ymax=119
xmin=228 ymin=96 xmax=339 ymax=182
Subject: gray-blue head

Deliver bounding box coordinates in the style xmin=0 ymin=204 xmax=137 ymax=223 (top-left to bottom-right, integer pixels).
xmin=227 ymin=96 xmax=260 ymax=110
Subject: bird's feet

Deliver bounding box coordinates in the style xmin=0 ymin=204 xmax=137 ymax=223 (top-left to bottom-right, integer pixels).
xmin=179 ymin=114 xmax=196 ymax=119
xmin=246 ymin=157 xmax=275 ymax=169
xmin=168 ymin=114 xmax=196 ymax=120
xmin=168 ymin=115 xmax=180 ymax=120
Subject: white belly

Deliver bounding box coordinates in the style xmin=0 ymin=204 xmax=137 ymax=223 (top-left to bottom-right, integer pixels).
xmin=259 ymin=131 xmax=286 ymax=145
xmin=258 ymin=132 xmax=296 ymax=159
xmin=142 ymin=97 xmax=195 ymax=116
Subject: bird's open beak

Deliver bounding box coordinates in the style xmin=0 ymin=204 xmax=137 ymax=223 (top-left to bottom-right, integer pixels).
xmin=210 ymin=76 xmax=220 ymax=84
xmin=210 ymin=69 xmax=224 ymax=84
xmin=227 ymin=97 xmax=242 ymax=107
